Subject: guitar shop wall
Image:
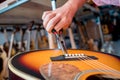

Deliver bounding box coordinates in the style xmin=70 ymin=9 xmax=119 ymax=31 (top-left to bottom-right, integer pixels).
xmin=0 ymin=24 xmax=49 ymax=52
xmin=98 ymin=5 xmax=120 ymax=55
xmin=74 ymin=5 xmax=120 ymax=56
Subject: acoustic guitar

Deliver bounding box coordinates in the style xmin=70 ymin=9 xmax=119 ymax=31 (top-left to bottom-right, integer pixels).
xmin=19 ymin=27 xmax=26 ymax=52
xmin=3 ymin=28 xmax=16 ymax=57
xmin=68 ymin=26 xmax=77 ymax=49
xmin=8 ymin=49 xmax=120 ymax=80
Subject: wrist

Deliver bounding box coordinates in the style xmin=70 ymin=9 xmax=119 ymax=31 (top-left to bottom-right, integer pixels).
xmin=67 ymin=0 xmax=86 ymax=10
xmin=66 ymin=0 xmax=86 ymax=16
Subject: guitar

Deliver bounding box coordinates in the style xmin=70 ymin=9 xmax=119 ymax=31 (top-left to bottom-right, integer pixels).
xmin=8 ymin=49 xmax=120 ymax=80
xmin=2 ymin=27 xmax=19 ymax=80
xmin=102 ymin=24 xmax=109 ymax=35
xmin=20 ymin=27 xmax=26 ymax=52
xmin=3 ymin=27 xmax=16 ymax=57
xmin=0 ymin=45 xmax=7 ymax=80
xmin=68 ymin=26 xmax=77 ymax=49
xmin=30 ymin=29 xmax=36 ymax=51
xmin=25 ymin=21 xmax=35 ymax=51
xmin=39 ymin=26 xmax=49 ymax=49
xmin=35 ymin=24 xmax=42 ymax=49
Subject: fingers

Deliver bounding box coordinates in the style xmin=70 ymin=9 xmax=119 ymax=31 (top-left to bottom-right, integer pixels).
xmin=43 ymin=13 xmax=56 ymax=28
xmin=45 ymin=14 xmax=61 ymax=33
xmin=54 ymin=19 xmax=66 ymax=32
xmin=54 ymin=17 xmax=71 ymax=32
xmin=42 ymin=11 xmax=51 ymax=20
xmin=42 ymin=11 xmax=61 ymax=33
xmin=42 ymin=10 xmax=71 ymax=33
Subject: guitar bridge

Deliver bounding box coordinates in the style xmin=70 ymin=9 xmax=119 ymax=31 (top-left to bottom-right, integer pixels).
xmin=50 ymin=54 xmax=98 ymax=61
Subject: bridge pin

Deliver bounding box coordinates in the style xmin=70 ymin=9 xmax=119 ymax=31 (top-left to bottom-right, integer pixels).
xmin=75 ymin=54 xmax=78 ymax=56
xmin=68 ymin=54 xmax=71 ymax=56
xmin=81 ymin=54 xmax=85 ymax=57
xmin=78 ymin=54 xmax=81 ymax=56
xmin=72 ymin=54 xmax=75 ymax=56
xmin=64 ymin=54 xmax=68 ymax=57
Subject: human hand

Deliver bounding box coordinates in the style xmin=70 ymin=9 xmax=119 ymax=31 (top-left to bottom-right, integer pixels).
xmin=42 ymin=1 xmax=77 ymax=33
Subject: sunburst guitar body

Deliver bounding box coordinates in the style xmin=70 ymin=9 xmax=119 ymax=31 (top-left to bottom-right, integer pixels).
xmin=8 ymin=49 xmax=120 ymax=80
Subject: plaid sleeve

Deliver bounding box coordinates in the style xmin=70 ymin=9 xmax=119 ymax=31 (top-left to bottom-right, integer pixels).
xmin=92 ymin=0 xmax=120 ymax=6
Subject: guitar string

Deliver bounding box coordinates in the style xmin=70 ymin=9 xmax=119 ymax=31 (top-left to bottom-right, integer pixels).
xmin=50 ymin=52 xmax=113 ymax=79
xmin=52 ymin=51 xmax=120 ymax=78
xmin=78 ymin=54 xmax=120 ymax=79
xmin=87 ymin=61 xmax=120 ymax=79
xmin=77 ymin=56 xmax=115 ymax=79
xmin=83 ymin=54 xmax=120 ymax=75
xmin=71 ymin=55 xmax=119 ymax=80
xmin=78 ymin=60 xmax=115 ymax=77
xmin=75 ymin=51 xmax=120 ymax=73
xmin=39 ymin=50 xmax=120 ymax=79
xmin=57 ymin=53 xmax=112 ymax=79
xmin=86 ymin=58 xmax=120 ymax=78
xmin=64 ymin=51 xmax=119 ymax=78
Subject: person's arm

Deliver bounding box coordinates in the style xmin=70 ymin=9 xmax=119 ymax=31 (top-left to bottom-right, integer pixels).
xmin=42 ymin=0 xmax=86 ymax=33
xmin=93 ymin=0 xmax=120 ymax=6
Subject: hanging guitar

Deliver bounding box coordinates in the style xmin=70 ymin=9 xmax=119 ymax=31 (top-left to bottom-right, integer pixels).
xmin=40 ymin=27 xmax=48 ymax=49
xmin=68 ymin=25 xmax=77 ymax=49
xmin=35 ymin=24 xmax=49 ymax=49
xmin=77 ymin=21 xmax=89 ymax=49
xmin=20 ymin=27 xmax=26 ymax=52
xmin=2 ymin=26 xmax=19 ymax=80
xmin=26 ymin=21 xmax=35 ymax=51
xmin=0 ymin=45 xmax=7 ymax=80
xmin=3 ymin=27 xmax=16 ymax=57
xmin=35 ymin=24 xmax=42 ymax=49
xmin=30 ymin=21 xmax=36 ymax=51
xmin=13 ymin=26 xmax=22 ymax=52
xmin=0 ymin=28 xmax=7 ymax=80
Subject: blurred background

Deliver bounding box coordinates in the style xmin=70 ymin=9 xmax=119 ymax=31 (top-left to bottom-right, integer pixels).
xmin=0 ymin=0 xmax=120 ymax=56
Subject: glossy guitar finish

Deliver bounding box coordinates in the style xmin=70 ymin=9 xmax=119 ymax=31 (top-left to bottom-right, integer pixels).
xmin=8 ymin=49 xmax=120 ymax=80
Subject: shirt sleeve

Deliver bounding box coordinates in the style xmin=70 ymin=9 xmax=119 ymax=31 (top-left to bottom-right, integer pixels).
xmin=92 ymin=0 xmax=120 ymax=6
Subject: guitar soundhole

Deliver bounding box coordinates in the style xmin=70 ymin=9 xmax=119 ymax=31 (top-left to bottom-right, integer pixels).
xmin=86 ymin=74 xmax=119 ymax=80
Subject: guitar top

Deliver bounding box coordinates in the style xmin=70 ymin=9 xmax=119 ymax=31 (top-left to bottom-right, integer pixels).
xmin=8 ymin=49 xmax=120 ymax=80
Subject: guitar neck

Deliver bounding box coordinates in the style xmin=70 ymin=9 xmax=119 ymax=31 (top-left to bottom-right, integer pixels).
xmin=4 ymin=28 xmax=9 ymax=44
xmin=48 ymin=33 xmax=56 ymax=49
xmin=30 ymin=30 xmax=36 ymax=50
xmin=68 ymin=27 xmax=76 ymax=49
xmin=20 ymin=28 xmax=26 ymax=51
xmin=26 ymin=21 xmax=34 ymax=51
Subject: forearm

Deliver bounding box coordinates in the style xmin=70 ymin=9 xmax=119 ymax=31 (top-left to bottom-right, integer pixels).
xmin=66 ymin=0 xmax=87 ymax=17
xmin=68 ymin=0 xmax=86 ymax=10
xmin=93 ymin=0 xmax=120 ymax=6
